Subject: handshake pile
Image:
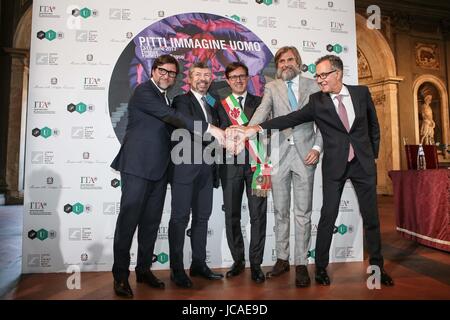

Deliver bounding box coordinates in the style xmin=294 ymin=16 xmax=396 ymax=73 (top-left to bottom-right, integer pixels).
xmin=210 ymin=125 xmax=261 ymax=155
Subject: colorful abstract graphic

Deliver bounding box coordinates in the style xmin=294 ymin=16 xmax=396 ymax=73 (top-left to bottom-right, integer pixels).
xmin=109 ymin=12 xmax=274 ymax=142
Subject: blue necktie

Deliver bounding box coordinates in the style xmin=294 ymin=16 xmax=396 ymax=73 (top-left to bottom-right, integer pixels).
xmin=287 ymin=80 xmax=297 ymax=110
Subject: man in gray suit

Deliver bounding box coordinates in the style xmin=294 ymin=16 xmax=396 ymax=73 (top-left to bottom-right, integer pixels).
xmin=248 ymin=46 xmax=322 ymax=287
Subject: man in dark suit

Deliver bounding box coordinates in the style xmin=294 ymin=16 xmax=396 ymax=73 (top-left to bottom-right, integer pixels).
xmin=168 ymin=62 xmax=223 ymax=288
xmin=234 ymin=55 xmax=394 ymax=287
xmin=216 ymin=62 xmax=267 ymax=283
xmin=111 ymin=55 xmax=225 ymax=298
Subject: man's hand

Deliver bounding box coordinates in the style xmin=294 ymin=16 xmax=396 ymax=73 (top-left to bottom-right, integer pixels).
xmin=304 ymin=149 xmax=320 ymax=165
xmin=224 ymin=125 xmax=262 ymax=154
xmin=208 ymin=125 xmax=225 ymax=146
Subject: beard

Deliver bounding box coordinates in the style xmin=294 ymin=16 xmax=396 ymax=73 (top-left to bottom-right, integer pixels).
xmin=154 ymin=77 xmax=172 ymax=90
xmin=277 ymin=65 xmax=300 ymax=81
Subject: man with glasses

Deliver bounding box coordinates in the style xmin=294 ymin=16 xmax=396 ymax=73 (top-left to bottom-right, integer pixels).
xmin=236 ymin=55 xmax=394 ymax=287
xmin=216 ymin=62 xmax=267 ymax=283
xmin=247 ymin=46 xmax=322 ymax=288
xmin=111 ymin=55 xmax=225 ymax=297
xmin=168 ymin=62 xmax=223 ymax=288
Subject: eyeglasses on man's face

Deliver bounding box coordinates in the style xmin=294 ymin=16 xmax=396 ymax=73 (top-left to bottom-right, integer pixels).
xmin=227 ymin=74 xmax=248 ymax=82
xmin=314 ymin=69 xmax=337 ymax=80
xmin=157 ymin=67 xmax=177 ymax=78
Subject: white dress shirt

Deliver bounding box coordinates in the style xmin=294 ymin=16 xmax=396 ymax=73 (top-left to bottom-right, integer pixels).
xmin=191 ymin=89 xmax=210 ymax=122
xmin=285 ymin=75 xmax=321 ymax=152
xmin=329 ymin=85 xmax=355 ymax=128
xmin=232 ymin=91 xmax=247 ymax=109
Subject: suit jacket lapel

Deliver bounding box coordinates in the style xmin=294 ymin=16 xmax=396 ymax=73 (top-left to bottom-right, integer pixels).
xmin=346 ymin=85 xmax=361 ymax=133
xmin=297 ymin=77 xmax=309 ymax=109
xmin=149 ymin=80 xmax=167 ymax=105
xmin=322 ymin=92 xmax=348 ymax=133
xmin=275 ymin=80 xmax=292 ymax=113
xmin=188 ymin=91 xmax=206 ymax=121
xmin=243 ymin=94 xmax=257 ymax=120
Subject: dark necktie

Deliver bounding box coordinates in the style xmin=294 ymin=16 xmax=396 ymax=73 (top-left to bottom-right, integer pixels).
xmin=237 ymin=96 xmax=244 ymax=109
xmin=335 ymin=94 xmax=354 ymax=161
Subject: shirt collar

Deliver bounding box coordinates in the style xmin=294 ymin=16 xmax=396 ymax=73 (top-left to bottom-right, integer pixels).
xmin=232 ymin=91 xmax=247 ymax=100
xmin=330 ymin=84 xmax=349 ymax=101
xmin=151 ymin=78 xmax=166 ymax=95
xmin=286 ymin=74 xmax=300 ymax=86
xmin=191 ymin=89 xmax=205 ymax=102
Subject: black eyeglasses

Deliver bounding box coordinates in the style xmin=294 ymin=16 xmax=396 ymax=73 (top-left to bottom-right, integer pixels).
xmin=314 ymin=69 xmax=337 ymax=80
xmin=227 ymin=74 xmax=248 ymax=82
xmin=157 ymin=67 xmax=177 ymax=78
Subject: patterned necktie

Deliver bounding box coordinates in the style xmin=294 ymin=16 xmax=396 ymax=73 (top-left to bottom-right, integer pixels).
xmin=335 ymin=95 xmax=355 ymax=162
xmin=201 ymin=96 xmax=212 ymax=123
xmin=237 ymin=96 xmax=244 ymax=109
xmin=287 ymin=80 xmax=297 ymax=110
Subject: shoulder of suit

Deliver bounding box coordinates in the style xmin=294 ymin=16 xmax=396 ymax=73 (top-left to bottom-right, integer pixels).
xmin=299 ymin=75 xmax=316 ymax=85
xmin=265 ymin=79 xmax=282 ymax=89
xmin=345 ymin=84 xmax=370 ymax=95
xmin=172 ymin=92 xmax=191 ymax=102
xmin=249 ymin=93 xmax=262 ymax=105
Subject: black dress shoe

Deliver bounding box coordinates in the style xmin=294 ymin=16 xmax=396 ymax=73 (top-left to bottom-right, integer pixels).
xmin=315 ymin=267 xmax=330 ymax=286
xmin=380 ymin=269 xmax=394 ymax=286
xmin=226 ymin=261 xmax=245 ymax=278
xmin=171 ymin=269 xmax=193 ymax=288
xmin=295 ymin=265 xmax=311 ymax=287
xmin=266 ymin=259 xmax=290 ymax=278
xmin=190 ymin=265 xmax=224 ymax=280
xmin=135 ymin=270 xmax=165 ymax=288
xmin=114 ymin=279 xmax=133 ymax=298
xmin=250 ymin=265 xmax=265 ymax=284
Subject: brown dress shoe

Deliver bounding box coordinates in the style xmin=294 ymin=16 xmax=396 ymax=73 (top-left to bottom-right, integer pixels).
xmin=266 ymin=259 xmax=290 ymax=277
xmin=295 ymin=265 xmax=311 ymax=287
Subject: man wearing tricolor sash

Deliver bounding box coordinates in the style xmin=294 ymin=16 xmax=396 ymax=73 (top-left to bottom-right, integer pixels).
xmin=248 ymin=47 xmax=322 ymax=287
xmin=217 ymin=62 xmax=268 ymax=284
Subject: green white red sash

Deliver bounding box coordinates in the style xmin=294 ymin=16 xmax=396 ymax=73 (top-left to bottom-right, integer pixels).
xmin=221 ymin=94 xmax=272 ymax=197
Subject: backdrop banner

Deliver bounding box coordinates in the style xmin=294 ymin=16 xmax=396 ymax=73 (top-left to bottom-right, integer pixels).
xmin=23 ymin=0 xmax=361 ymax=273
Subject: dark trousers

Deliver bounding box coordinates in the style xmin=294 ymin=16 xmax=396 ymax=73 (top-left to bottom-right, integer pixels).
xmin=169 ymin=165 xmax=213 ymax=270
xmin=315 ymin=158 xmax=383 ymax=269
xmin=112 ymin=172 xmax=167 ymax=281
xmin=221 ymin=164 xmax=267 ymax=265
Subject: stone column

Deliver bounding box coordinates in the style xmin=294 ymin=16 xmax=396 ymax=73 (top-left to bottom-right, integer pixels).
xmin=368 ymin=77 xmax=403 ymax=195
xmin=4 ymin=48 xmax=29 ymax=204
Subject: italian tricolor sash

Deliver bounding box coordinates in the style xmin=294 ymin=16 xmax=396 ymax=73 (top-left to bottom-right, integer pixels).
xmin=221 ymin=94 xmax=272 ymax=197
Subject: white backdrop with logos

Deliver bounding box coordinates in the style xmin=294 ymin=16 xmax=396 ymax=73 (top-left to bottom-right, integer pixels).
xmin=23 ymin=0 xmax=363 ymax=273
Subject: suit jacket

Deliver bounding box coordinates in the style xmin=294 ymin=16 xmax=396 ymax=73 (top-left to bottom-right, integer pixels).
xmin=248 ymin=75 xmax=322 ymax=165
xmin=217 ymin=93 xmax=262 ymax=179
xmin=111 ymin=80 xmax=208 ymax=181
xmin=170 ymin=91 xmax=220 ymax=186
xmin=260 ymin=85 xmax=380 ymax=180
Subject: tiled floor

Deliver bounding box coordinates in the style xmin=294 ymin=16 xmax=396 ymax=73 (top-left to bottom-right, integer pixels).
xmin=1 ymin=197 xmax=449 ymax=300
xmin=0 ymin=205 xmax=22 ymax=298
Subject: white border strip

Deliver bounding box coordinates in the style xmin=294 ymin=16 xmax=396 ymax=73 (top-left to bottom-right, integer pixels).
xmin=396 ymin=227 xmax=450 ymax=246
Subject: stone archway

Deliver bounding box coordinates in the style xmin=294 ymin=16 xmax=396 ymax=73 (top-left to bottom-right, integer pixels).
xmin=412 ymin=75 xmax=449 ymax=159
xmin=4 ymin=6 xmax=31 ymax=203
xmin=356 ymin=13 xmax=403 ymax=195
